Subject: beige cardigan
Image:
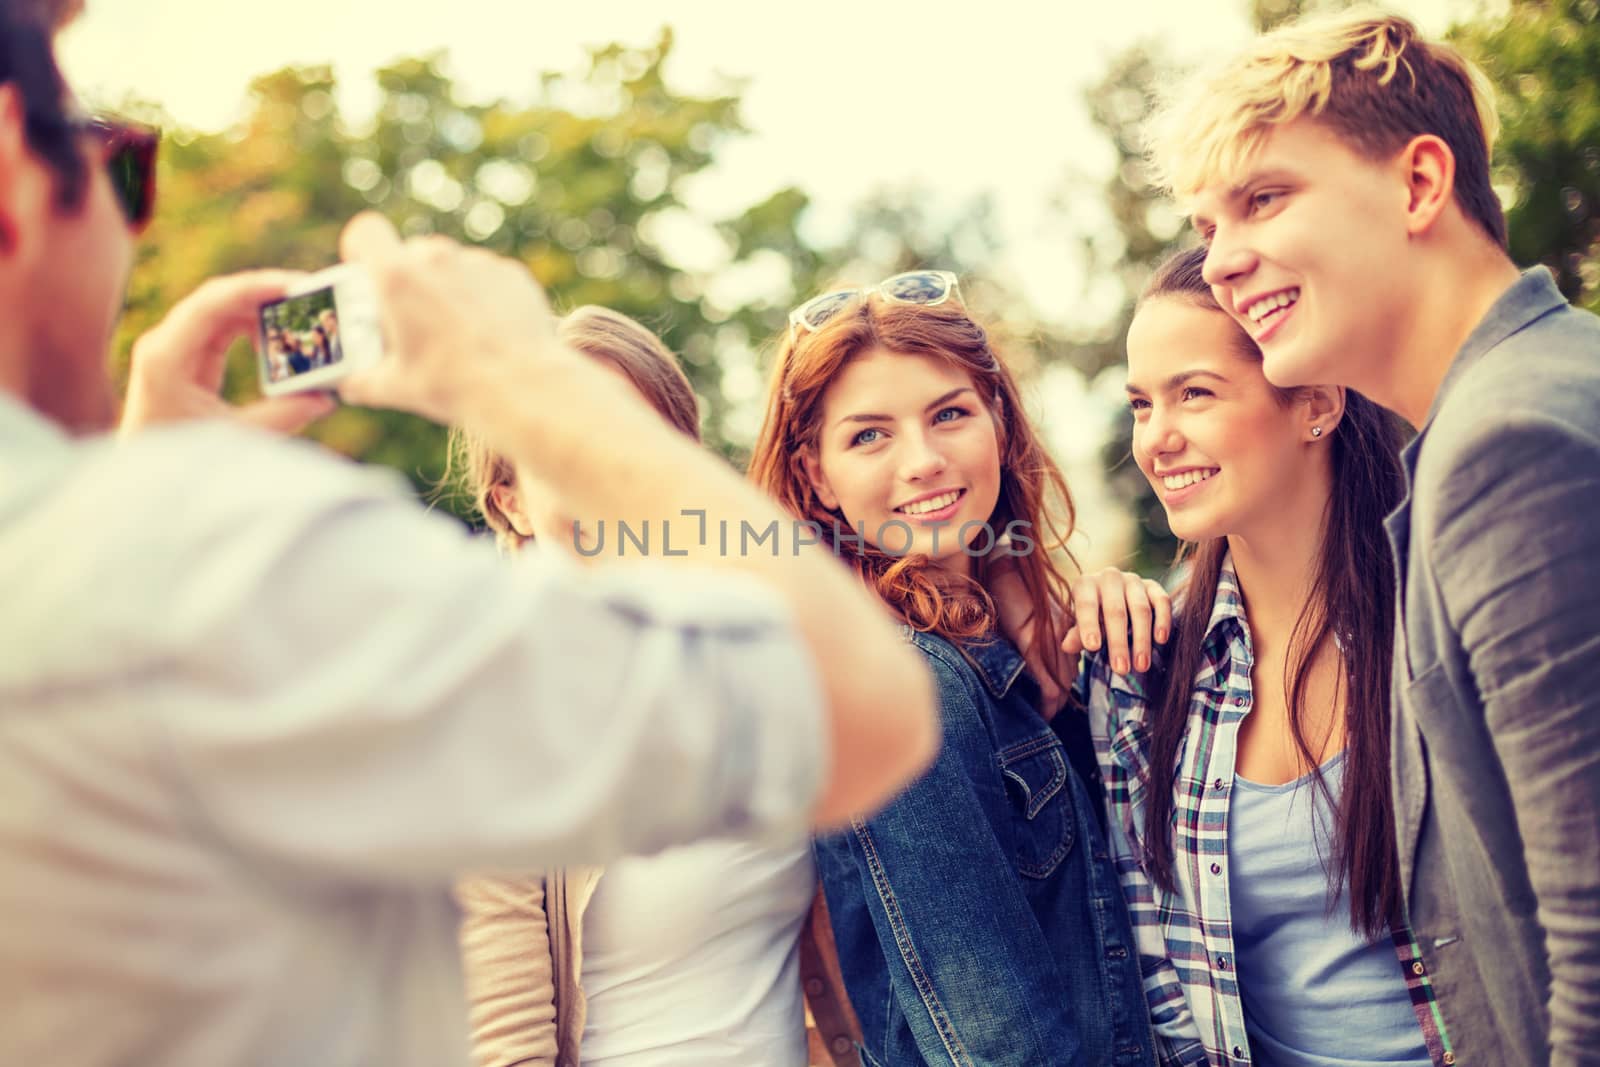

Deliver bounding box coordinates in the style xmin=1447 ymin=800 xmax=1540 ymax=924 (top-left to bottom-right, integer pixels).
xmin=456 ymin=871 xmax=862 ymax=1067
xmin=457 ymin=868 xmax=599 ymax=1067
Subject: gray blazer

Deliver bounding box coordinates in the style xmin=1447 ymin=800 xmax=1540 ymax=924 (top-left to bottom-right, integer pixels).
xmin=1386 ymin=269 xmax=1600 ymax=1067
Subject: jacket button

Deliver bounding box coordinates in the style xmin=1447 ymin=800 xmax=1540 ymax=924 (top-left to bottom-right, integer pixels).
xmin=1210 ymin=863 xmax=1222 ymax=875
xmin=1234 ymin=696 xmax=1247 ymax=707
xmin=1214 ymin=778 xmax=1225 ymax=790
xmin=1216 ymin=956 xmax=1229 ymax=970
xmin=831 ymin=1036 xmax=854 ymax=1055
xmin=1442 ymin=1054 xmax=1455 ymax=1065
xmin=1412 ymin=961 xmax=1425 ymax=976
xmin=1232 ymin=1047 xmax=1243 ymax=1059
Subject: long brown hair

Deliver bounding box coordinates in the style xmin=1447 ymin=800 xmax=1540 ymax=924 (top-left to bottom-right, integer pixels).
xmin=449 ymin=305 xmax=700 ymax=550
xmin=747 ymin=286 xmax=1077 ymax=693
xmin=1135 ymin=247 xmax=1407 ymax=938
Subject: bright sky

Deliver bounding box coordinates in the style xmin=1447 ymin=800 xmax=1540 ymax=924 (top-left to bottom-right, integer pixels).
xmin=58 ymin=0 xmax=1475 ymax=332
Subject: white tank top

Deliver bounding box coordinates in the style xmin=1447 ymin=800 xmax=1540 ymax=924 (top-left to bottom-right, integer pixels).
xmin=578 ymin=836 xmax=815 ymax=1066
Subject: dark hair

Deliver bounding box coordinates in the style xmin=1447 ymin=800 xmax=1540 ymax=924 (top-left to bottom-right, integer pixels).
xmin=0 ymin=5 xmax=87 ymax=210
xmin=1135 ymin=246 xmax=1408 ymax=939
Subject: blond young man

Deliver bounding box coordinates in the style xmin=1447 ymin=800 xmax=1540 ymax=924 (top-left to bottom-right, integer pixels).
xmin=1148 ymin=10 xmax=1600 ymax=1066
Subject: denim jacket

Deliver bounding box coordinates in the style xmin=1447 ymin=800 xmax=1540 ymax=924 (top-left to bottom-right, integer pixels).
xmin=815 ymin=627 xmax=1157 ymax=1067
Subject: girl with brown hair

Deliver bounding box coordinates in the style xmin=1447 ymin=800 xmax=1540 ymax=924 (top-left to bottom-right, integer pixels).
xmin=1081 ymin=245 xmax=1446 ymax=1065
xmin=748 ymin=271 xmax=1159 ymax=1067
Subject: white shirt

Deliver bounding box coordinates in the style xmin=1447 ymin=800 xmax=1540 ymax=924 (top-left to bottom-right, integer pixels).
xmin=0 ymin=395 xmax=827 ymax=1067
xmin=579 ymin=837 xmax=815 ymax=1067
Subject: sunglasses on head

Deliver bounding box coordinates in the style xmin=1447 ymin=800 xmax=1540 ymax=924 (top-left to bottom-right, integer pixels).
xmin=788 ymin=270 xmax=961 ymax=339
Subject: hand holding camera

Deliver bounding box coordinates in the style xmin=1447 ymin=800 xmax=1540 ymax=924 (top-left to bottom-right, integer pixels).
xmin=125 ymin=214 xmax=568 ymax=437
xmin=257 ymin=265 xmax=380 ymax=396
xmin=330 ymin=213 xmax=567 ymax=426
xmin=120 ymin=271 xmax=335 ymax=435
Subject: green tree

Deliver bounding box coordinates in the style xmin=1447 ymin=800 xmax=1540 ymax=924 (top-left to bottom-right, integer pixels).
xmin=1066 ymin=39 xmax=1192 ymax=575
xmin=1454 ymin=0 xmax=1600 ymax=311
xmin=114 ymin=30 xmax=834 ymax=517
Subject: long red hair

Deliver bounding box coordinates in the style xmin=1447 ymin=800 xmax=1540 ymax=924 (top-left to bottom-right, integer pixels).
xmin=748 ymin=290 xmax=1078 ymax=693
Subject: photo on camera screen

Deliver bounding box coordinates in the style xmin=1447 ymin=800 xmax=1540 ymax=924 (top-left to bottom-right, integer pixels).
xmin=260 ymin=285 xmax=345 ymax=384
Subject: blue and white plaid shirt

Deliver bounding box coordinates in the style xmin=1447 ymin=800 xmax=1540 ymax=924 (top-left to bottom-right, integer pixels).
xmin=1079 ymin=553 xmax=1452 ymax=1067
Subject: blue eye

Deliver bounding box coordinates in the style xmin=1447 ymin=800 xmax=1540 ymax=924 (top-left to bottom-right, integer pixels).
xmin=934 ymin=406 xmax=970 ymax=424
xmin=1180 ymin=386 xmax=1212 ymax=402
xmin=850 ymin=427 xmax=883 ymax=447
xmin=1127 ymin=397 xmax=1151 ymax=413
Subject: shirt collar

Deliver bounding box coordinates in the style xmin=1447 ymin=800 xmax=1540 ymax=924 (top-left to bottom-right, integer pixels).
xmin=0 ymin=392 xmax=76 ymax=523
xmin=1422 ymin=267 xmax=1568 ymax=430
xmin=0 ymin=389 xmax=72 ymax=456
xmin=963 ymin=632 xmax=1028 ymax=700
xmin=1202 ymin=550 xmax=1248 ymax=642
xmin=908 ymin=625 xmax=1028 ymax=701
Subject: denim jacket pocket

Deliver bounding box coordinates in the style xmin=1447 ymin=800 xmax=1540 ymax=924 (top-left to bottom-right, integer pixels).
xmin=997 ymin=730 xmax=1076 ymax=879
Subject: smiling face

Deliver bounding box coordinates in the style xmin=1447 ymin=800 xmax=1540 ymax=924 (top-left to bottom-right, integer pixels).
xmin=1190 ymin=118 xmax=1414 ymax=395
xmin=804 ymin=346 xmax=1003 ymax=577
xmin=1126 ymin=295 xmax=1330 ymax=544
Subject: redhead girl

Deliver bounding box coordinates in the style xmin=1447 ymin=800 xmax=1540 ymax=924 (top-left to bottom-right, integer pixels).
xmin=749 ymin=271 xmax=1159 ymax=1067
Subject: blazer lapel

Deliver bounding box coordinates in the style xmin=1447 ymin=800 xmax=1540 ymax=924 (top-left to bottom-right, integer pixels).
xmin=1385 ymin=498 xmax=1427 ymax=901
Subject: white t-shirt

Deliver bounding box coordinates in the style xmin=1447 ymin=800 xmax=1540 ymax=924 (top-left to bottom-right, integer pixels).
xmin=0 ymin=397 xmax=828 ymax=1067
xmin=580 ymin=837 xmax=815 ymax=1067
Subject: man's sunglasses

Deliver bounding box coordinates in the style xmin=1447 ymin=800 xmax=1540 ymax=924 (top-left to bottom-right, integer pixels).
xmin=28 ymin=111 xmax=160 ymax=232
xmin=80 ymin=116 xmax=160 ymax=232
xmin=788 ymin=270 xmax=962 ymax=339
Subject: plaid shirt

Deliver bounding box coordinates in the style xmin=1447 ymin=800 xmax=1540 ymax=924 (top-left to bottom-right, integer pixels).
xmin=1078 ymin=554 xmax=1453 ymax=1067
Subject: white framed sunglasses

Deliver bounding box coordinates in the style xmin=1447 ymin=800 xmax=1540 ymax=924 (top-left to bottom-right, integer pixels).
xmin=787 ymin=270 xmax=961 ymax=339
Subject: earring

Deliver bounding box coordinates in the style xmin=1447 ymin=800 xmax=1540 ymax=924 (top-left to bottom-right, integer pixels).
xmin=1311 ymin=426 xmax=1323 ymax=438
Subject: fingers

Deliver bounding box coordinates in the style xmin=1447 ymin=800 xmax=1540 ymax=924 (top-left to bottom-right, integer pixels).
xmin=336 ymin=362 xmax=403 ymax=412
xmin=1071 ymin=574 xmax=1103 ymax=655
xmin=1073 ymin=566 xmax=1163 ymax=675
xmin=339 ymin=212 xmax=404 ymax=267
xmin=1060 ymin=625 xmax=1085 ymax=660
xmin=236 ymin=392 xmax=337 ymax=435
xmin=1147 ymin=578 xmax=1172 ymax=644
xmin=1097 ymin=572 xmax=1132 ymax=675
xmin=1121 ymin=572 xmax=1155 ymax=674
xmin=134 ymin=270 xmax=304 ymax=387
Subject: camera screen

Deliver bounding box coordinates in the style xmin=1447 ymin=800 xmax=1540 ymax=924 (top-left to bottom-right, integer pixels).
xmin=260 ymin=285 xmax=344 ymax=383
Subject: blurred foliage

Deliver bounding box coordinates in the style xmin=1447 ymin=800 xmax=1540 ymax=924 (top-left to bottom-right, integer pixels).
xmin=113 ymin=5 xmax=1597 ymax=547
xmin=113 ymin=32 xmax=796 ymax=509
xmin=1455 ymin=0 xmax=1600 ymax=312
xmin=1069 ymin=37 xmax=1198 ymax=577
xmin=1076 ymin=0 xmax=1599 ymax=576
xmin=115 ymin=30 xmax=1020 ymax=522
